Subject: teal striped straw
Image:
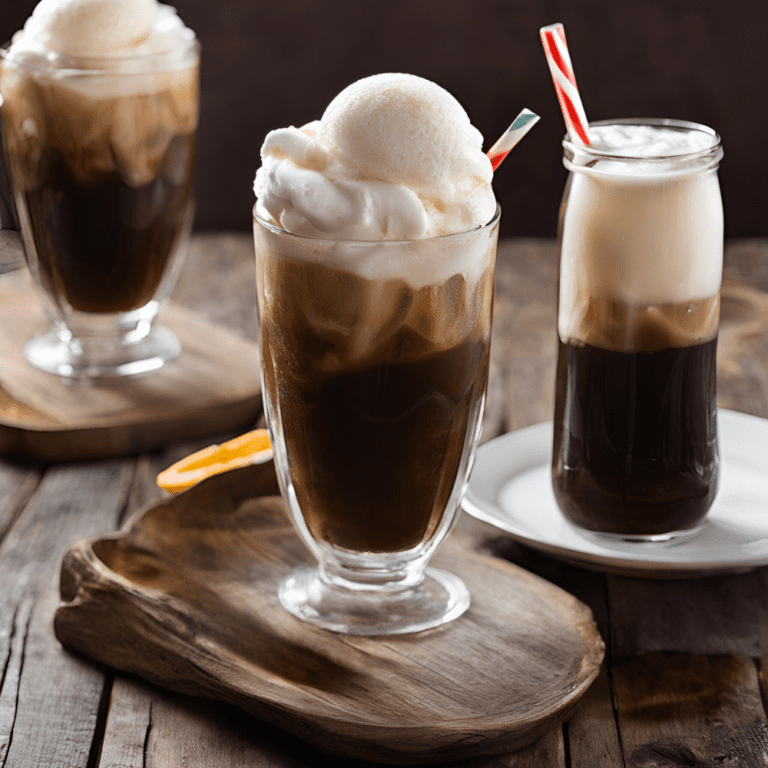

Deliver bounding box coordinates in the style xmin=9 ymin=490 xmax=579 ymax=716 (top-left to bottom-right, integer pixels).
xmin=487 ymin=109 xmax=540 ymax=171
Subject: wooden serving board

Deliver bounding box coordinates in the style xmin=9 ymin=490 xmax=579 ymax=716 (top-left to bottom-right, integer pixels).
xmin=0 ymin=269 xmax=262 ymax=462
xmin=55 ymin=458 xmax=605 ymax=764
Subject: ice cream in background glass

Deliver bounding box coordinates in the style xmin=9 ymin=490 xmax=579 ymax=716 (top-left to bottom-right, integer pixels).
xmin=253 ymin=73 xmax=500 ymax=635
xmin=0 ymin=0 xmax=199 ymax=377
xmin=552 ymin=119 xmax=724 ymax=542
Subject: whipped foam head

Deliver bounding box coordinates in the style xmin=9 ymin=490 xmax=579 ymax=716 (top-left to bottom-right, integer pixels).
xmin=587 ymin=123 xmax=717 ymax=158
xmin=0 ymin=0 xmax=198 ymax=188
xmin=4 ymin=0 xmax=196 ymax=69
xmin=254 ymin=73 xmax=496 ymax=241
xmin=559 ymin=121 xmax=724 ymax=348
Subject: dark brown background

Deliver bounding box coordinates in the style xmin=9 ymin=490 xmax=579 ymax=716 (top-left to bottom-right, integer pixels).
xmin=1 ymin=0 xmax=767 ymax=237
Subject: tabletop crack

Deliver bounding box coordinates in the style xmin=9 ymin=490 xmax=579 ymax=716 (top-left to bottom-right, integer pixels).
xmin=0 ymin=593 xmax=33 ymax=768
xmin=142 ymin=700 xmax=153 ymax=768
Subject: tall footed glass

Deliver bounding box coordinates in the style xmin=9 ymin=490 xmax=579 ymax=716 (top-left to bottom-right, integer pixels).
xmin=0 ymin=40 xmax=199 ymax=378
xmin=254 ymin=206 xmax=499 ymax=635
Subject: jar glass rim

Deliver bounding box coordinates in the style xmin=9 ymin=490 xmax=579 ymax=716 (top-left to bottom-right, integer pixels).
xmin=562 ymin=118 xmax=721 ymax=162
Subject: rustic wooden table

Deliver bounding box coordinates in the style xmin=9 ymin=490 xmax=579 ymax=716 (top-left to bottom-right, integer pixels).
xmin=1 ymin=235 xmax=767 ymax=767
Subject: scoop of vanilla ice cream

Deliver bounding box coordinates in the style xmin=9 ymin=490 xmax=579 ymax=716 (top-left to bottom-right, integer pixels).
xmin=254 ymin=73 xmax=496 ymax=240
xmin=18 ymin=0 xmax=158 ymax=56
xmin=5 ymin=0 xmax=194 ymax=66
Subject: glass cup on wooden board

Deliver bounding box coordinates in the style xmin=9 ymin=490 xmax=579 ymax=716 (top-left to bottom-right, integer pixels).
xmin=254 ymin=208 xmax=499 ymax=635
xmin=551 ymin=119 xmax=724 ymax=544
xmin=251 ymin=72 xmax=502 ymax=634
xmin=0 ymin=0 xmax=199 ymax=378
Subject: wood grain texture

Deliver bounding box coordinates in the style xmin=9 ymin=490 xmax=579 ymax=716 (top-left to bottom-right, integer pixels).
xmin=613 ymin=653 xmax=768 ymax=766
xmin=608 ymin=571 xmax=768 ymax=659
xmin=0 ymin=235 xmax=766 ymax=766
xmin=0 ymin=267 xmax=262 ymax=462
xmin=0 ymin=460 xmax=134 ymax=768
xmin=456 ymin=726 xmax=566 ymax=767
xmin=483 ymin=240 xmax=558 ymax=438
xmin=566 ymin=665 xmax=624 ymax=768
xmin=54 ymin=459 xmax=604 ymax=764
xmin=718 ymin=279 xmax=768 ymax=417
xmin=0 ymin=463 xmax=40 ymax=542
xmin=173 ymin=232 xmax=258 ymax=341
xmin=0 ymin=230 xmax=24 ymax=273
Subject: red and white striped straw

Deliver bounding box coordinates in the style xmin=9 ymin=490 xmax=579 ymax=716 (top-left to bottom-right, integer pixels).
xmin=540 ymin=23 xmax=591 ymax=146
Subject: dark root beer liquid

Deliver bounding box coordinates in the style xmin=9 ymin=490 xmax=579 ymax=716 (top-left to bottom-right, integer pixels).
xmin=1 ymin=54 xmax=198 ymax=314
xmin=552 ymin=299 xmax=720 ymax=537
xmin=257 ymin=236 xmax=494 ymax=554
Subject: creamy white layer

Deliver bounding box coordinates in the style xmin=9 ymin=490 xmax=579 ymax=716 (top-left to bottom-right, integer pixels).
xmin=559 ymin=123 xmax=723 ymax=346
xmin=254 ymin=74 xmax=496 ymax=242
xmin=3 ymin=1 xmax=197 ymax=94
xmin=1 ymin=0 xmax=198 ymax=189
xmin=6 ymin=0 xmax=194 ymax=61
xmin=254 ymin=206 xmax=499 ymax=289
xmin=588 ymin=123 xmax=716 ymax=157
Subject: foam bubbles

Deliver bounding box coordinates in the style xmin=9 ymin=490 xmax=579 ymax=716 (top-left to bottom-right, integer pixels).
xmin=254 ymin=74 xmax=496 ymax=241
xmin=558 ymin=122 xmax=724 ymax=348
xmin=7 ymin=1 xmax=193 ymax=65
xmin=321 ymin=73 xmax=492 ymax=193
xmin=589 ymin=123 xmax=717 ymax=158
xmin=1 ymin=0 xmax=198 ymax=190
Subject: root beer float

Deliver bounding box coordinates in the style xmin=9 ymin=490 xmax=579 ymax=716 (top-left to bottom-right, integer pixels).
xmin=0 ymin=0 xmax=199 ymax=377
xmin=253 ymin=73 xmax=506 ymax=634
xmin=554 ymin=121 xmax=723 ymax=540
xmin=541 ymin=24 xmax=724 ymax=542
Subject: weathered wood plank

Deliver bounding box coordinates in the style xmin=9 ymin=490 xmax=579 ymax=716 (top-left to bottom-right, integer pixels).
xmin=456 ymin=726 xmax=565 ymax=767
xmin=469 ymin=525 xmax=623 ymax=767
xmin=718 ymin=278 xmax=768 ymax=418
xmin=724 ymin=239 xmax=768 ymax=293
xmin=143 ymin=691 xmax=324 ymax=768
xmin=567 ymin=665 xmax=624 ymax=768
xmin=608 ymin=570 xmax=768 ymax=659
xmin=0 ymin=463 xmax=41 ymax=544
xmin=172 ymin=233 xmax=257 ymax=340
xmin=0 ymin=461 xmax=134 ymax=768
xmin=486 ymin=240 xmax=558 ymax=437
xmin=0 ymin=231 xmax=24 ymax=274
xmin=4 ymin=589 xmax=108 ymax=768
xmin=103 ymin=677 xmax=568 ymax=768
xmin=98 ymin=677 xmax=152 ymax=768
xmin=2 ymin=234 xmax=768 ymax=768
xmin=613 ymin=653 xmax=768 ymax=766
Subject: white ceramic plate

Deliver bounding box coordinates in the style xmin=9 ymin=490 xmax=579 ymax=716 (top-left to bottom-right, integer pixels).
xmin=463 ymin=409 xmax=768 ymax=578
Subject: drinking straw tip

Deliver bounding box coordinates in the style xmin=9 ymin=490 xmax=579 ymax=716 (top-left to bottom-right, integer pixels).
xmin=487 ymin=109 xmax=540 ymax=173
xmin=539 ymin=22 xmax=591 ymax=146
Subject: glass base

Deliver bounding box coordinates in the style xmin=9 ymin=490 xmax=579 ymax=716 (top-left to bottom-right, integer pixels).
xmin=25 ymin=324 xmax=180 ymax=379
xmin=572 ymin=523 xmax=704 ymax=548
xmin=279 ymin=565 xmax=470 ymax=636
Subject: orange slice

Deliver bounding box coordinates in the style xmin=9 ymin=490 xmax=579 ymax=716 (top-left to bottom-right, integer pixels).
xmin=157 ymin=429 xmax=272 ymax=493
